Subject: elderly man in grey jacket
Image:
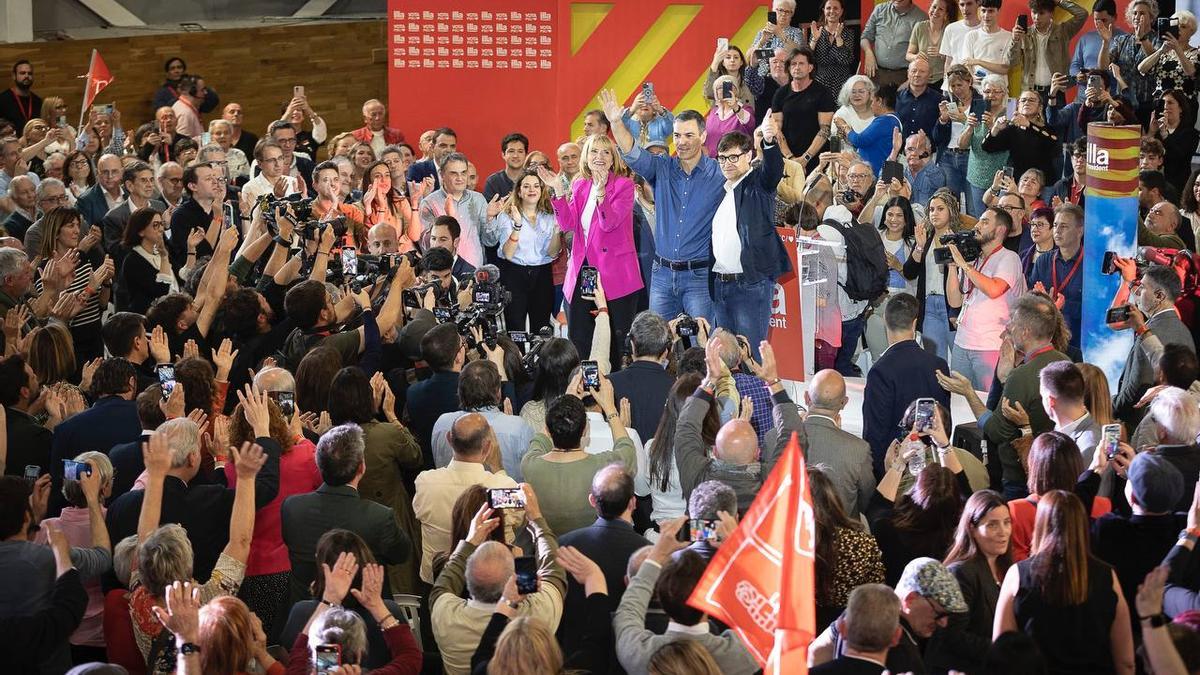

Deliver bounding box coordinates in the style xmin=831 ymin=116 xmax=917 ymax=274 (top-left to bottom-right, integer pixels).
xmin=676 ymin=338 xmax=806 ymax=516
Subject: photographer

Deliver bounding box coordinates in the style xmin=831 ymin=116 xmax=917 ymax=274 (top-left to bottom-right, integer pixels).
xmin=276 ymin=251 xmax=414 ymax=372
xmin=946 ymin=206 xmax=1025 ymax=392
xmin=1111 ymin=265 xmax=1196 ymax=430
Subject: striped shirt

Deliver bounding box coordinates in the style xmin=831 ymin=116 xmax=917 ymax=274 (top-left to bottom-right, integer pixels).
xmin=36 ymin=258 xmax=101 ymax=329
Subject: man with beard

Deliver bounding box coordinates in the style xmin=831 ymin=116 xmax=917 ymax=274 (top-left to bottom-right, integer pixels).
xmin=0 ymin=61 xmax=41 ymax=130
xmin=945 ymin=206 xmax=1026 ymax=392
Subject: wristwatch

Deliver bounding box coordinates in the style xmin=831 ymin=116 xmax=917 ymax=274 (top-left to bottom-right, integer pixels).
xmin=1141 ymin=613 xmax=1171 ymax=628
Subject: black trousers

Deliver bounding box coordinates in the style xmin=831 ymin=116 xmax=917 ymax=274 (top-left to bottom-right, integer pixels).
xmin=567 ymin=288 xmax=638 ymax=372
xmin=498 ymin=260 xmax=555 ymax=334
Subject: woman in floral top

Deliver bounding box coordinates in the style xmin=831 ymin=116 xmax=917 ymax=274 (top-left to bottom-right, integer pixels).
xmin=809 ymin=466 xmax=886 ymax=632
xmin=747 ymin=0 xmax=806 ymax=75
xmin=1099 ymin=0 xmax=1161 ymax=125
xmin=1136 ymin=10 xmax=1199 ymax=98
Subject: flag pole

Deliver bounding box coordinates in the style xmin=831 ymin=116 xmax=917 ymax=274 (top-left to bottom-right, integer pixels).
xmin=78 ymin=49 xmax=96 ymax=131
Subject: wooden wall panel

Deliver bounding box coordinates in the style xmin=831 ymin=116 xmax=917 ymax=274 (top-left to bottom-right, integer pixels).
xmin=0 ymin=20 xmax=388 ymax=149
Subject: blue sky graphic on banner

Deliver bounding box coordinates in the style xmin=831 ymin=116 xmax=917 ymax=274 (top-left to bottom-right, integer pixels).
xmin=1082 ymin=195 xmax=1136 ymax=389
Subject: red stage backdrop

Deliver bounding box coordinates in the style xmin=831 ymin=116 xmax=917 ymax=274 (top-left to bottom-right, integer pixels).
xmin=388 ymin=0 xmax=773 ymax=176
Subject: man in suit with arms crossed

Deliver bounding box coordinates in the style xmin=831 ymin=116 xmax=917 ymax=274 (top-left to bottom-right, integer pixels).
xmin=281 ymin=423 xmax=411 ymax=605
xmin=863 ymin=293 xmax=951 ymax=477
xmin=802 ymin=369 xmax=876 ymax=519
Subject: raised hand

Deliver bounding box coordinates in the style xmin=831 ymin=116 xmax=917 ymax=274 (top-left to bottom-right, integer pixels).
xmin=597 ymin=88 xmax=624 ymax=123
xmin=467 ymin=503 xmax=501 ymax=545
xmin=230 ymin=441 xmax=267 ymax=481
xmin=321 ymin=551 xmax=359 ymax=605
xmin=237 ymin=385 xmax=272 ymax=438
xmin=144 ymin=428 xmax=173 ymax=479
xmin=151 ymin=581 xmax=202 ymax=644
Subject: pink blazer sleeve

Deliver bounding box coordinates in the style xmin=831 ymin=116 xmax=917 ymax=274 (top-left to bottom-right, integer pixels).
xmin=551 ymin=191 xmax=582 ymax=236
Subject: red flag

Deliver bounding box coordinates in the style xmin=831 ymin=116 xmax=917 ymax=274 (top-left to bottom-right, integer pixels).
xmin=687 ymin=432 xmax=816 ymax=674
xmin=81 ymin=50 xmax=114 ymax=113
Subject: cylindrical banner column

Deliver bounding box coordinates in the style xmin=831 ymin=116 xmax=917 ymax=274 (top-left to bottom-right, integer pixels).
xmin=1083 ymin=123 xmax=1140 ymax=389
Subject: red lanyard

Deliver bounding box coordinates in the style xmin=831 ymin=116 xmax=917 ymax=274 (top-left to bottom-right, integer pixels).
xmin=11 ymin=90 xmax=31 ymax=123
xmin=1050 ymin=249 xmax=1083 ymax=296
xmin=962 ymin=247 xmax=1000 ymax=296
xmin=1024 ymin=344 xmax=1054 ymax=363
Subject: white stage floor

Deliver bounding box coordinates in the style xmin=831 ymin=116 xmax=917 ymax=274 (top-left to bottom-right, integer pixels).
xmin=780 ymin=376 xmax=980 ymax=438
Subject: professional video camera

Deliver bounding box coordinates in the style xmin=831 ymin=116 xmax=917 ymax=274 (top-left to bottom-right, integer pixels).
xmin=933 ymin=230 xmax=983 ymax=265
xmin=256 ymin=193 xmax=314 ymax=229
xmin=511 ymin=326 xmax=555 ymax=379
xmin=1103 ymin=247 xmax=1200 ymax=296
xmin=472 ymin=264 xmax=512 ymax=309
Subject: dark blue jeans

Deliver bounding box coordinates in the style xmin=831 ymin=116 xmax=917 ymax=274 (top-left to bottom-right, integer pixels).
xmin=712 ymin=276 xmax=774 ymax=361
xmin=835 ymin=313 xmax=865 ymax=376
xmin=649 ymin=260 xmax=714 ymax=323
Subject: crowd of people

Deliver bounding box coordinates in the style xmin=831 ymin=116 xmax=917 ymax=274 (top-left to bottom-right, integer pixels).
xmin=7 ymin=0 xmax=1200 ymax=673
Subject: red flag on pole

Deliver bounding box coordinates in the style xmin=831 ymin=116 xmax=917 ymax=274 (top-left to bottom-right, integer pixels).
xmin=686 ymin=432 xmax=816 ymax=674
xmin=80 ymin=50 xmax=114 ymax=115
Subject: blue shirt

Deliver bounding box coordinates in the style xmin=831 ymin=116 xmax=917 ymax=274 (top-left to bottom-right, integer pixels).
xmin=1070 ymin=28 xmax=1126 ymax=78
xmin=621 ymin=109 xmax=675 ymax=147
xmin=1029 ymin=247 xmax=1083 ymax=352
xmin=904 ymin=161 xmax=948 ymax=208
xmin=895 ymin=85 xmax=943 ymax=140
xmin=622 ymin=144 xmax=726 ymax=263
xmin=849 ymin=114 xmax=902 ymax=175
xmin=493 ymin=210 xmax=559 ymax=266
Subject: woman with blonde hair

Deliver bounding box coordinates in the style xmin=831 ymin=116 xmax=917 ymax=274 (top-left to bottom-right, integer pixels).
xmin=831 ymin=75 xmax=876 ymax=137
xmin=19 ymin=118 xmax=69 ymax=176
xmin=328 ymin=131 xmax=356 ymax=160
xmin=995 ymin=490 xmax=1135 ymax=675
xmin=26 ymin=322 xmax=76 ymax=386
xmin=540 ymin=132 xmax=641 ymax=366
xmin=196 ymin=595 xmax=280 ymax=675
xmin=1078 ymin=363 xmax=1116 ymax=428
xmin=703 ymin=75 xmax=756 ymax=158
xmin=962 ymin=73 xmax=1011 ymax=217
xmin=40 ymin=96 xmax=76 ymax=154
xmin=349 ymin=141 xmax=376 ymax=189
xmin=902 ymin=189 xmax=961 ymax=361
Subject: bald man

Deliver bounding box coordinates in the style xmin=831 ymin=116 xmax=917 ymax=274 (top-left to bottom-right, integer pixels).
xmin=800 ymin=369 xmax=875 ymax=518
xmin=368 ymin=222 xmax=399 ymax=255
xmin=253 ymin=367 xmax=295 ymax=395
xmin=413 ymin=412 xmax=519 ymax=585
xmin=675 ymin=337 xmax=805 ymax=515
xmin=351 ymin=98 xmax=405 ymax=156
xmin=429 ymin=477 xmax=567 ymax=675
xmin=557 ymin=464 xmax=649 ymax=660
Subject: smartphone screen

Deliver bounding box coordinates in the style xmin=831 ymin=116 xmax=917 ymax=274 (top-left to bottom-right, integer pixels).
xmin=223 ymin=201 xmax=236 ymax=228
xmin=276 ymin=391 xmax=295 ymax=417
xmin=689 ymin=518 xmax=719 ymax=542
xmin=515 ymin=556 xmax=538 ymax=594
xmin=1101 ymin=424 xmax=1122 ymax=459
xmin=313 ymin=644 xmax=340 ymax=674
xmin=578 ymin=266 xmax=598 ymax=300
xmin=767 ymin=10 xmax=778 ymax=24
xmin=722 ymin=81 xmax=734 ymax=99
xmin=341 ymin=247 xmax=359 ymax=275
xmin=1017 ymin=14 xmax=1028 ymax=29
xmin=581 ymin=360 xmax=600 ymax=390
xmin=488 ymin=487 xmax=526 ymax=509
xmin=23 ymin=464 xmax=40 ymax=485
xmin=1106 ymin=305 xmax=1131 ymax=325
xmin=508 ymin=330 xmax=528 ymax=344
xmin=915 ymin=398 xmax=936 ymax=433
xmin=201 ymin=131 xmax=211 ymax=146
xmin=1002 ymin=166 xmax=1015 ymax=180
xmin=63 ymin=459 xmax=90 ymax=481
xmin=56 ymin=115 xmax=67 ymax=128
xmin=1102 ymin=251 xmax=1118 ymax=275
xmin=294 ymin=85 xmax=305 ymax=99
xmin=157 ymin=364 xmax=176 ymax=399
xmin=717 ymin=37 xmax=729 ymax=51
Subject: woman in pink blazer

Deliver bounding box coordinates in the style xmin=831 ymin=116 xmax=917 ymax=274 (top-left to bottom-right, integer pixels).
xmin=542 ymin=133 xmax=643 ymax=367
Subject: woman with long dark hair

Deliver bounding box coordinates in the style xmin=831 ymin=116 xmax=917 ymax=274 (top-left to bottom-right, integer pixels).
xmin=358 ymin=160 xmax=419 ymax=252
xmin=981 ymin=90 xmax=1060 ymax=205
xmin=867 ymin=425 xmax=969 ymax=584
xmin=35 ymin=206 xmax=113 ymax=364
xmin=995 ymin=490 xmax=1135 ymax=675
xmin=809 ymin=465 xmax=885 ymax=631
xmin=116 ymin=207 xmax=178 ymax=313
xmin=902 ymin=189 xmax=962 ymax=361
xmin=809 ymin=0 xmax=858 ymax=95
xmin=933 ymin=490 xmax=1013 ymax=673
xmin=865 ymin=196 xmax=918 ymax=359
xmin=1149 ymin=89 xmax=1200 ymax=194
xmin=518 ymin=337 xmax=579 ymax=432
xmin=492 ymin=171 xmax=562 ymax=333
xmin=703 ymin=44 xmax=755 ymax=109
xmin=1008 ymin=430 xmax=1112 ymax=561
xmin=643 ymin=372 xmax=719 ymax=525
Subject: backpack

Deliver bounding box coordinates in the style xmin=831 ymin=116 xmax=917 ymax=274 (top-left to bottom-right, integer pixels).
xmin=830 ymin=218 xmax=888 ymax=302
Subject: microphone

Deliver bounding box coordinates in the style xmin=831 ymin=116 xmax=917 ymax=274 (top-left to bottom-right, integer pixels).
xmin=475 ymin=264 xmax=501 ymax=284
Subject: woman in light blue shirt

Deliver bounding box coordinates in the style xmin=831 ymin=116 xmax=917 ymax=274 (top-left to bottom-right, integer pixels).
xmin=492 ymin=171 xmax=562 ymax=332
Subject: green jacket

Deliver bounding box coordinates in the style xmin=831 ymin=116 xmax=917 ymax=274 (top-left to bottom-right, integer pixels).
xmin=986 ymin=348 xmax=1072 ymax=484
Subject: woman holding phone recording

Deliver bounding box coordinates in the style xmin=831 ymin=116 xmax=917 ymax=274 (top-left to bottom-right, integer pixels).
xmin=493 ymin=171 xmax=562 ymax=333
xmin=541 ymin=134 xmax=641 ymax=370
xmin=704 ymin=75 xmax=756 ymax=157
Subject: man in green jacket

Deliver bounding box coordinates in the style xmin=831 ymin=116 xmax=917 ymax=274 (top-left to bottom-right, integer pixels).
xmin=937 ymin=293 xmax=1070 ymax=498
